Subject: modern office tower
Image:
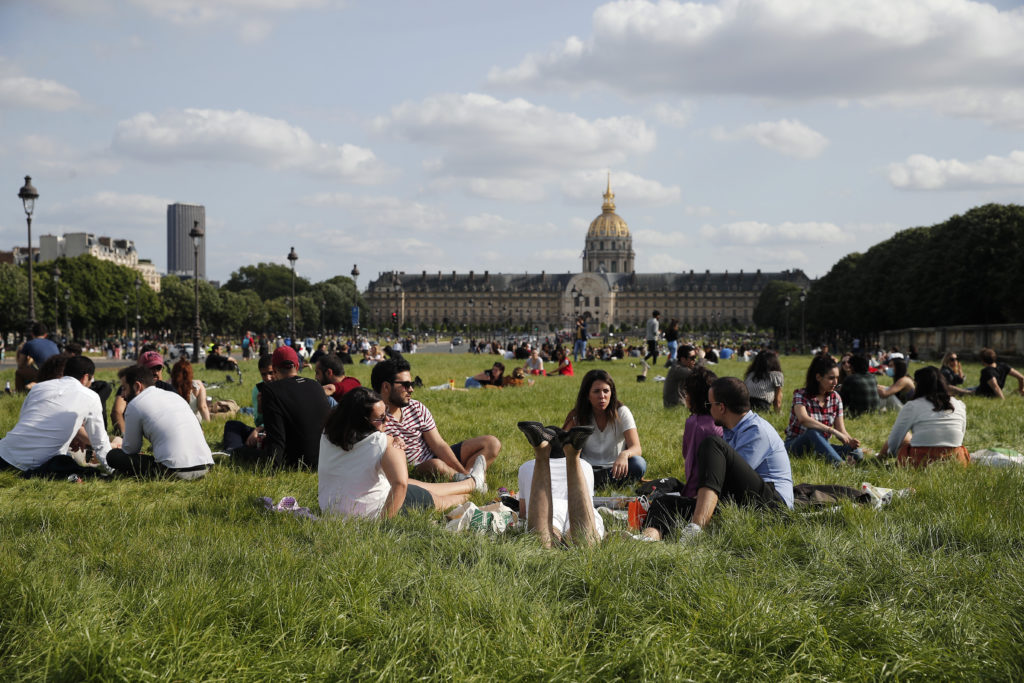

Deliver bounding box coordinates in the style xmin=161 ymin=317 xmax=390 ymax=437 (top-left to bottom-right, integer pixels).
xmin=167 ymin=203 xmax=206 ymax=279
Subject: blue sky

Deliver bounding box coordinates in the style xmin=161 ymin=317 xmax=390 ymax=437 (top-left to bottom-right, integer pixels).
xmin=2 ymin=0 xmax=1023 ymax=285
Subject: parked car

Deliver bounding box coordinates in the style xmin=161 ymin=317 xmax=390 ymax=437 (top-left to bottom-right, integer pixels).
xmin=167 ymin=343 xmax=207 ymax=362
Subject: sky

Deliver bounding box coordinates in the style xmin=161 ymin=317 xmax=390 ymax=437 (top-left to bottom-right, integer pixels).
xmin=1 ymin=0 xmax=1023 ymax=287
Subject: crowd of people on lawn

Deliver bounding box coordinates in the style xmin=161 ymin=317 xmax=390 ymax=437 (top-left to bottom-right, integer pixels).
xmin=2 ymin=314 xmax=1022 ymax=548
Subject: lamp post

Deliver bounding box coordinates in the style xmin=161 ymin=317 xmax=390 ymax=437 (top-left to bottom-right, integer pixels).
xmin=18 ymin=176 xmax=39 ymax=329
xmin=122 ymin=294 xmax=129 ymax=357
xmin=64 ymin=288 xmax=70 ymax=340
xmin=320 ymin=298 xmax=326 ymax=340
xmin=189 ymin=221 xmax=204 ymax=363
xmin=134 ymin=277 xmax=141 ymax=359
xmin=784 ymin=295 xmax=791 ymax=355
xmin=799 ymin=290 xmax=807 ymax=354
xmin=52 ymin=264 xmax=60 ymax=336
xmin=350 ymin=264 xmax=359 ymax=290
xmin=287 ymin=246 xmax=298 ymax=344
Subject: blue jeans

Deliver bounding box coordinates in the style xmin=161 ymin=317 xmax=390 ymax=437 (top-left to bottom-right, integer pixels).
xmin=591 ymin=455 xmax=647 ymax=488
xmin=785 ymin=430 xmax=863 ymax=466
xmin=667 ymin=340 xmax=678 ymax=363
xmin=464 ymin=378 xmax=482 ymax=388
xmin=573 ymin=339 xmax=587 ymax=362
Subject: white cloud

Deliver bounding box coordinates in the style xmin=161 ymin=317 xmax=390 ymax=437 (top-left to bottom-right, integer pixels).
xmin=489 ymin=0 xmax=1024 ymax=126
xmin=302 ymin=193 xmax=445 ymax=231
xmin=14 ymin=135 xmax=121 ymax=179
xmin=633 ymin=229 xmax=691 ymax=248
xmin=126 ymin=0 xmax=336 ymax=41
xmin=651 ymin=101 xmax=694 ymax=128
xmin=685 ymin=205 xmax=713 ymax=217
xmin=561 ymin=170 xmax=681 ymax=206
xmin=54 ymin=191 xmax=172 ymax=225
xmin=374 ymin=93 xmax=655 ymax=177
xmin=888 ymin=150 xmax=1024 ymax=190
xmin=466 ymin=178 xmax=546 ymax=202
xmin=0 ymin=58 xmax=81 ymax=111
xmin=112 ymin=108 xmax=392 ymax=182
xmin=647 ymin=253 xmax=689 ymax=271
xmin=711 ymin=119 xmax=829 ymax=159
xmin=699 ymin=220 xmax=851 ymax=244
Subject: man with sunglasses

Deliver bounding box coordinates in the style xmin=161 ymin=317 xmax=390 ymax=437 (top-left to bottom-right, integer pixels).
xmin=681 ymin=376 xmax=793 ymax=540
xmin=371 ymin=358 xmax=497 ymax=490
xmin=663 ymin=344 xmax=698 ymax=408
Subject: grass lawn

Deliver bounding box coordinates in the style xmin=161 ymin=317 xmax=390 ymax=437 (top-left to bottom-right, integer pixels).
xmin=1 ymin=352 xmax=1023 ymax=680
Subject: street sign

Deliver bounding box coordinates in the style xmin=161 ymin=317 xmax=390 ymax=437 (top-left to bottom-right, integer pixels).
xmin=351 ymin=305 xmax=360 ymax=328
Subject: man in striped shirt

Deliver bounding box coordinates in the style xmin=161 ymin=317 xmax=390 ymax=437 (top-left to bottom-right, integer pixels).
xmin=371 ymin=358 xmax=499 ymax=486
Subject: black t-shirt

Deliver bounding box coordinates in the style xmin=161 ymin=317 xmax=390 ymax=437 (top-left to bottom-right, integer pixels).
xmin=336 ymin=351 xmax=354 ymax=364
xmin=260 ymin=375 xmax=329 ymax=469
xmin=976 ymin=363 xmax=1011 ymax=397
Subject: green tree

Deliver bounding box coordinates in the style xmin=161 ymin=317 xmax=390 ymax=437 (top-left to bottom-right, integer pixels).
xmin=752 ymin=281 xmax=805 ymax=340
xmin=0 ymin=263 xmax=30 ymax=335
xmin=223 ymin=263 xmax=311 ymax=301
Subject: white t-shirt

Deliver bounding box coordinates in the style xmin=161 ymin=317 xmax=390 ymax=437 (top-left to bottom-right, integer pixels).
xmin=0 ymin=376 xmax=111 ymax=470
xmin=579 ymin=405 xmax=637 ymax=468
xmin=886 ymin=397 xmax=967 ymax=455
xmin=319 ymin=430 xmax=390 ymax=519
xmin=123 ymin=386 xmax=214 ymax=470
xmin=518 ymin=458 xmax=605 ymax=539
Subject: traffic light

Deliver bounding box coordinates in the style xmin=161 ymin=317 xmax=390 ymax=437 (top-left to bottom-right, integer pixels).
xmin=391 ymin=311 xmax=398 ymax=323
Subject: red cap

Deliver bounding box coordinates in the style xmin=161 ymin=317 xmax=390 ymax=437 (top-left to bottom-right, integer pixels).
xmin=271 ymin=345 xmax=299 ymax=368
xmin=139 ymin=351 xmax=164 ymax=369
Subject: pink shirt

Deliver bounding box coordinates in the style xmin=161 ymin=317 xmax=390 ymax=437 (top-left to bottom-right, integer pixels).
xmin=682 ymin=414 xmax=723 ymax=498
xmin=383 ymin=399 xmax=437 ymax=466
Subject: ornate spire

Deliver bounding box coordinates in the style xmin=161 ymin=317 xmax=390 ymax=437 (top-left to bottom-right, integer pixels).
xmin=602 ymin=172 xmax=615 ymax=213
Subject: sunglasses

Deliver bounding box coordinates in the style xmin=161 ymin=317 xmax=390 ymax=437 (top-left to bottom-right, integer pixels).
xmin=369 ymin=416 xmax=386 ymax=424
xmin=393 ymin=380 xmax=415 ymax=390
xmin=704 ymin=401 xmax=723 ymax=409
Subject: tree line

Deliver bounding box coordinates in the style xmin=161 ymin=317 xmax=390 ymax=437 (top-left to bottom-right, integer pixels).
xmin=0 ymin=257 xmax=363 ymax=342
xmin=755 ymin=203 xmax=1023 ymax=345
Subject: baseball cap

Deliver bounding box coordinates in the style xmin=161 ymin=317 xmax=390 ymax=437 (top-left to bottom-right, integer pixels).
xmin=139 ymin=351 xmax=164 ymax=369
xmin=271 ymin=345 xmax=299 ymax=368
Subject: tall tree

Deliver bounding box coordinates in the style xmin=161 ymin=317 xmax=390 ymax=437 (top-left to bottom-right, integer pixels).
xmin=223 ymin=263 xmax=311 ymax=301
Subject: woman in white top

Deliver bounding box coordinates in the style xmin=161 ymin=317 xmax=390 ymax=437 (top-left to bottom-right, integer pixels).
xmin=318 ymin=387 xmax=478 ymax=519
xmin=171 ymin=358 xmax=210 ymax=422
xmin=562 ymin=369 xmax=644 ymax=488
xmin=744 ymin=350 xmax=784 ymax=412
xmin=881 ymin=366 xmax=968 ymax=468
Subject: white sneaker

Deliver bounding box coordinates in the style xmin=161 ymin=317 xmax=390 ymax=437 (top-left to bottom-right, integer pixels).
xmin=468 ymin=455 xmax=488 ymax=494
xmin=678 ymin=523 xmax=702 ymax=542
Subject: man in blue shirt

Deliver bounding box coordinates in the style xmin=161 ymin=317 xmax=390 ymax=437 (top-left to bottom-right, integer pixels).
xmin=15 ymin=322 xmax=60 ymax=391
xmin=684 ymin=376 xmax=793 ymax=539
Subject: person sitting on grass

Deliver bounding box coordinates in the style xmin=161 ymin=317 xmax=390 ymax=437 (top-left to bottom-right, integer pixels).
xmin=318 ymin=387 xmax=477 ymax=518
xmin=784 ymin=354 xmax=863 ymax=466
xmin=974 ymin=348 xmax=1024 ymax=399
xmin=315 ymin=353 xmax=362 ymax=401
xmin=205 ymin=343 xmax=239 ymax=372
xmin=111 ymin=350 xmax=179 ymax=434
xmin=465 ymin=362 xmax=505 ymax=388
xmin=640 ymin=367 xmax=722 ymax=541
xmin=839 ymin=354 xmax=881 ymax=418
xmin=663 ymin=344 xmax=697 ymax=408
xmin=171 ymin=358 xmax=210 ymax=422
xmin=516 ymin=422 xmax=604 ymax=548
xmin=14 ymin=322 xmax=60 ymax=391
xmin=106 ymin=365 xmax=214 ymax=480
xmin=562 ymin=369 xmax=645 ymax=488
xmin=0 ymin=355 xmax=114 ymax=476
xmin=372 ymin=358 xmax=495 ymax=488
xmin=744 ymin=349 xmax=784 ymax=412
xmin=879 ymin=366 xmax=968 ymax=468
xmin=679 ymin=377 xmax=794 ymax=540
xmin=877 ymin=358 xmax=915 ymax=411
xmin=940 ymin=351 xmax=971 ymax=397
xmin=524 ymin=348 xmax=546 ymax=376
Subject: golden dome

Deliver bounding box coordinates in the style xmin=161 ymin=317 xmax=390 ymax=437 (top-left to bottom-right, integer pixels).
xmin=587 ymin=175 xmax=630 ymax=238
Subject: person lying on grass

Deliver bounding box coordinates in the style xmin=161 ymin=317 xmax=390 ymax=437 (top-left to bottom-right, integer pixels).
xmin=515 ymin=421 xmax=604 ymax=548
xmin=105 ymin=365 xmax=214 ymax=480
xmin=318 ymin=387 xmax=482 ymax=518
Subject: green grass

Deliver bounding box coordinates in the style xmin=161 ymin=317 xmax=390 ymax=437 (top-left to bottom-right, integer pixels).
xmin=1 ymin=353 xmax=1023 ymax=680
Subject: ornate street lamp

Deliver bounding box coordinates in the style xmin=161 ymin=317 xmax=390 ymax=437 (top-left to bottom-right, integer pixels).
xmin=350 ymin=263 xmax=359 ymax=289
xmin=799 ymin=290 xmax=807 ymax=354
xmin=64 ymin=288 xmax=71 ymax=339
xmin=18 ymin=175 xmax=39 ymax=329
xmin=52 ymin=264 xmax=60 ymax=336
xmin=287 ymin=246 xmax=298 ymax=344
xmin=189 ymin=221 xmax=204 ymax=363
xmin=134 ymin=276 xmax=141 ymax=359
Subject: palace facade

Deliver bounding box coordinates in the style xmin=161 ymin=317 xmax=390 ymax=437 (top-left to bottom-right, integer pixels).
xmin=364 ymin=181 xmax=810 ymax=332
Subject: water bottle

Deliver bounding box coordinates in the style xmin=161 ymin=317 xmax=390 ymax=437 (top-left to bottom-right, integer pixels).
xmin=4 ymin=380 xmax=10 ymax=394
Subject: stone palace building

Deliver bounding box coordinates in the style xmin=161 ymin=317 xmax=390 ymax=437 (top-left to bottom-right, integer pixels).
xmin=364 ymin=181 xmax=810 ymax=333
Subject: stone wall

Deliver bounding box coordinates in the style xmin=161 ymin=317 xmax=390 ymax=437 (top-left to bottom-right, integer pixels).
xmin=877 ymin=324 xmax=1024 ymax=361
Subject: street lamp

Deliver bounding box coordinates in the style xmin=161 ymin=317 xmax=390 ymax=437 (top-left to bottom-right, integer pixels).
xmin=189 ymin=220 xmax=204 ymax=363
xmin=18 ymin=175 xmax=39 ymax=329
xmin=320 ymin=298 xmax=326 ymax=339
xmin=122 ymin=294 xmax=129 ymax=357
xmin=64 ymin=288 xmax=70 ymax=340
xmin=350 ymin=263 xmax=359 ymax=289
xmin=52 ymin=264 xmax=60 ymax=336
xmin=799 ymin=289 xmax=807 ymax=354
xmin=287 ymin=246 xmax=298 ymax=344
xmin=134 ymin=276 xmax=141 ymax=359
xmin=784 ymin=295 xmax=791 ymax=354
